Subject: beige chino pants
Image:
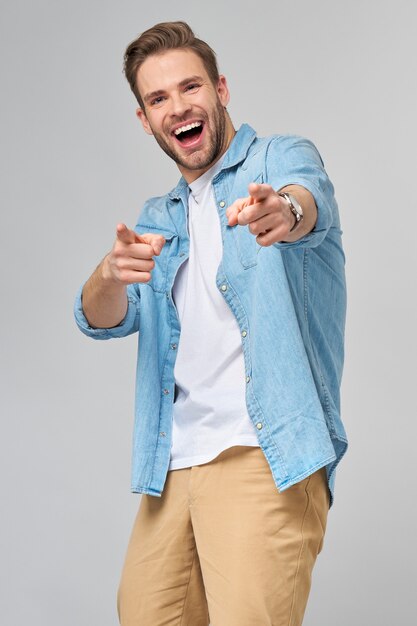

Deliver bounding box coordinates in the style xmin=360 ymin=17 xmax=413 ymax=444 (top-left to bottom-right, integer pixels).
xmin=117 ymin=446 xmax=330 ymax=626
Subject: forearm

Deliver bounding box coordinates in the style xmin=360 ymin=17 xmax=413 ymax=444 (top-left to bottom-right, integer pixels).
xmin=82 ymin=255 xmax=128 ymax=329
xmin=279 ymin=184 xmax=317 ymax=243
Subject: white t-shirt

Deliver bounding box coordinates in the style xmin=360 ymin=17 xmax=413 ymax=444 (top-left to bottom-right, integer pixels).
xmin=169 ymin=156 xmax=259 ymax=470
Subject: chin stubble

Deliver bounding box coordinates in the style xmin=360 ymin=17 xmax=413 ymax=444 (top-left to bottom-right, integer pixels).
xmin=151 ymin=100 xmax=227 ymax=171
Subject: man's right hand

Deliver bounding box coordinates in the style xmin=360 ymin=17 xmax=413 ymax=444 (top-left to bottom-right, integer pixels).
xmin=81 ymin=224 xmax=166 ymax=329
xmin=102 ymin=224 xmax=166 ymax=285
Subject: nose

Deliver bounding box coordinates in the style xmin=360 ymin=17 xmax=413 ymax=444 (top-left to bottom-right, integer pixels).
xmin=169 ymin=91 xmax=192 ymax=119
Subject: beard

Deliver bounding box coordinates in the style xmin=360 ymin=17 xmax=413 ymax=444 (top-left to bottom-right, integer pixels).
xmin=149 ymin=98 xmax=227 ymax=172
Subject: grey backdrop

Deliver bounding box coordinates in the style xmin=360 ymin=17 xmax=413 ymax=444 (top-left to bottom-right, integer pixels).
xmin=1 ymin=0 xmax=416 ymax=624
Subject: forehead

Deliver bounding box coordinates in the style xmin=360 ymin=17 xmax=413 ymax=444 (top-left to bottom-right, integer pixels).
xmin=136 ymin=49 xmax=210 ymax=98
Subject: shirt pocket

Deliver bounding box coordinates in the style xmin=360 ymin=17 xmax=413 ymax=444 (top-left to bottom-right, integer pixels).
xmin=232 ymin=172 xmax=263 ymax=269
xmin=135 ymin=225 xmax=179 ymax=293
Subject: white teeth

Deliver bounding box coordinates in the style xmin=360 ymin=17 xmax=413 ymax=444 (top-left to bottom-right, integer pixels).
xmin=174 ymin=121 xmax=202 ymax=136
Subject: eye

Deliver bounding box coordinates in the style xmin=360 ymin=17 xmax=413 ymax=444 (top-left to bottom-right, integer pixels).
xmin=150 ymin=96 xmax=165 ymax=106
xmin=185 ymin=83 xmax=200 ymax=92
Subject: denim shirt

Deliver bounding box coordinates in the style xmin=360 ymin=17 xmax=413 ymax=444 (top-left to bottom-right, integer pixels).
xmin=74 ymin=124 xmax=348 ymax=507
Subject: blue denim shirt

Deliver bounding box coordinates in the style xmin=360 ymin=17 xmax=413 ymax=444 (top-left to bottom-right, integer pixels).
xmin=74 ymin=124 xmax=348 ymax=506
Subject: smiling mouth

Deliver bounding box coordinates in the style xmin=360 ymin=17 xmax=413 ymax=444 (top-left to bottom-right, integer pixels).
xmin=173 ymin=121 xmax=204 ymax=147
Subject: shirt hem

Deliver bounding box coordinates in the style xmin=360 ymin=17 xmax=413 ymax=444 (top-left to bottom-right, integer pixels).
xmin=168 ymin=440 xmax=261 ymax=470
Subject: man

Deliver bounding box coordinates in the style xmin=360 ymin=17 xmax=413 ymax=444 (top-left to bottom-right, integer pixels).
xmin=74 ymin=21 xmax=347 ymax=626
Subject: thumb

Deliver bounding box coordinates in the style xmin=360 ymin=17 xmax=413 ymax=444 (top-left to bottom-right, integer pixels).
xmin=226 ymin=204 xmax=240 ymax=226
xmin=139 ymin=233 xmax=166 ymax=255
xmin=226 ymin=196 xmax=254 ymax=226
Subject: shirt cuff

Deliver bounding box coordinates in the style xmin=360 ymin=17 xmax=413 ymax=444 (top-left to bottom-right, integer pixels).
xmin=73 ymin=284 xmax=140 ymax=339
xmin=273 ymin=177 xmax=332 ymax=250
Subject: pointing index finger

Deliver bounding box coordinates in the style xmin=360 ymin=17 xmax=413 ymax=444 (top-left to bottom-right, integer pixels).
xmin=248 ymin=182 xmax=273 ymax=201
xmin=116 ymin=223 xmax=146 ymax=245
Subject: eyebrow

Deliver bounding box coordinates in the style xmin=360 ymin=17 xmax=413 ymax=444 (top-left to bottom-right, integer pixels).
xmin=143 ymin=75 xmax=204 ymax=104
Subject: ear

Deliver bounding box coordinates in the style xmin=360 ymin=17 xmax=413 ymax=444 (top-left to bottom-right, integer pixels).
xmin=136 ymin=107 xmax=153 ymax=136
xmin=216 ymin=75 xmax=230 ymax=108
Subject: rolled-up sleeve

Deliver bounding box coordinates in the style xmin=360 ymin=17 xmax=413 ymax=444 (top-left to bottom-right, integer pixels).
xmin=74 ymin=283 xmax=140 ymax=340
xmin=266 ymin=135 xmax=338 ymax=249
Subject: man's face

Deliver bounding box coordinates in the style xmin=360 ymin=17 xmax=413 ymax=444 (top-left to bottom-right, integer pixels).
xmin=136 ymin=49 xmax=234 ymax=182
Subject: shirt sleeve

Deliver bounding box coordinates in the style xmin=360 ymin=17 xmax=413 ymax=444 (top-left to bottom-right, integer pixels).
xmin=73 ymin=283 xmax=140 ymax=340
xmin=265 ymin=135 xmax=339 ymax=249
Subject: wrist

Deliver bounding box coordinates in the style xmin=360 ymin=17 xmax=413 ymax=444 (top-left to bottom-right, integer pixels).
xmin=99 ymin=254 xmax=124 ymax=290
xmin=277 ymin=191 xmax=304 ymax=232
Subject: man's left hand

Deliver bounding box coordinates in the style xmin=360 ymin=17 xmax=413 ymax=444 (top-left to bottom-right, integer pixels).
xmin=226 ymin=183 xmax=297 ymax=247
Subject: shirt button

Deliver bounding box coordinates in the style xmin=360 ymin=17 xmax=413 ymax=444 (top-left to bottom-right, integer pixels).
xmin=220 ymin=284 xmax=227 ymax=292
xmin=179 ymin=252 xmax=185 ymax=257
xmin=246 ymin=375 xmax=251 ymax=384
xmin=171 ymin=343 xmax=177 ymax=350
xmin=219 ymin=200 xmax=226 ymax=208
xmin=163 ymin=388 xmax=170 ymax=395
xmin=241 ymin=330 xmax=247 ymax=338
xmin=160 ymin=431 xmax=166 ymax=437
xmin=256 ymin=422 xmax=263 ymax=430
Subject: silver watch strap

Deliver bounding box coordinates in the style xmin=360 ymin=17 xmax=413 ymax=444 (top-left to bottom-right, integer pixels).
xmin=278 ymin=192 xmax=303 ymax=232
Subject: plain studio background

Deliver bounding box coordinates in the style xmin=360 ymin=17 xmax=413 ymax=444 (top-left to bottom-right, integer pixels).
xmin=1 ymin=0 xmax=415 ymax=624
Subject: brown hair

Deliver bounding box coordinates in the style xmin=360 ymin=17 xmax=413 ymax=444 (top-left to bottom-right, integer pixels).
xmin=123 ymin=21 xmax=220 ymax=109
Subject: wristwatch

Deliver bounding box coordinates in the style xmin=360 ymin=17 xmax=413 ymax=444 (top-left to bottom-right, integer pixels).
xmin=277 ymin=192 xmax=304 ymax=232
